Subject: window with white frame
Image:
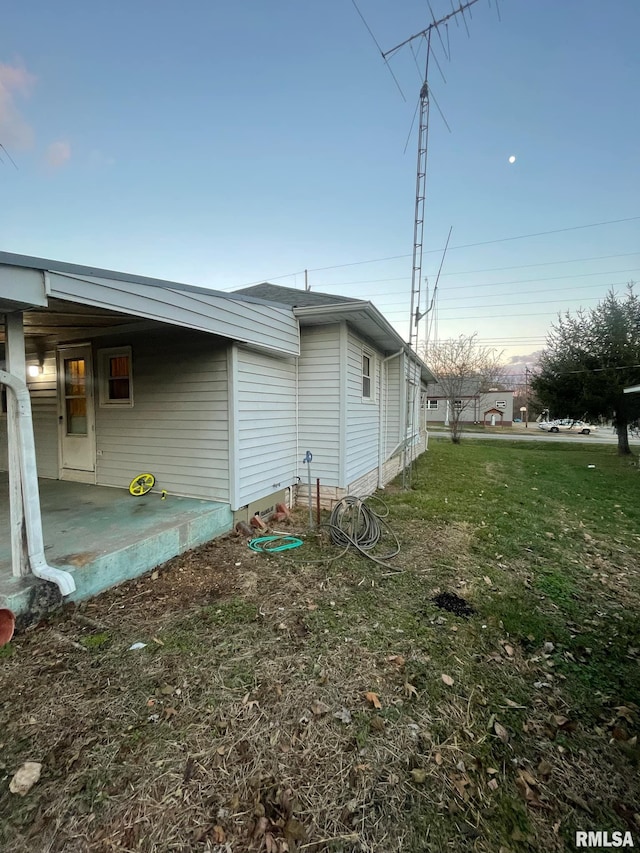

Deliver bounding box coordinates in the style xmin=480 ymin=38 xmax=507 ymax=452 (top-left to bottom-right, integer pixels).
xmin=454 ymin=399 xmax=462 ymax=410
xmin=426 ymin=399 xmax=438 ymax=410
xmin=98 ymin=346 xmax=133 ymax=406
xmin=362 ymin=351 xmax=373 ymax=400
xmin=496 ymin=400 xmax=506 ymax=409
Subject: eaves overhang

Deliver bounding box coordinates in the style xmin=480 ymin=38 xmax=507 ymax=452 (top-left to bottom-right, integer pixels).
xmin=0 ymin=252 xmax=300 ymax=357
xmin=292 ymin=301 xmax=435 ymax=384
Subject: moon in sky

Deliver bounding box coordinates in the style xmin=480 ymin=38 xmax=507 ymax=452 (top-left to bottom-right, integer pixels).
xmin=508 ymin=155 xmax=516 ymax=164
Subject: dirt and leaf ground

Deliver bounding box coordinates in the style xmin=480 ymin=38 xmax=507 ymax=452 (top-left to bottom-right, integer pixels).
xmin=1 ymin=439 xmax=639 ymax=852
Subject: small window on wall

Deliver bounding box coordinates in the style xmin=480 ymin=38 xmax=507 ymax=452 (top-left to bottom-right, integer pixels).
xmin=426 ymin=399 xmax=438 ymax=410
xmin=362 ymin=352 xmax=372 ymax=399
xmin=454 ymin=399 xmax=462 ymax=410
xmin=496 ymin=400 xmax=506 ymax=409
xmin=99 ymin=347 xmax=133 ymax=406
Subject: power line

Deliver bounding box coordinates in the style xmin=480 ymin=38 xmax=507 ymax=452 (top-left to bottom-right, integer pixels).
xmin=224 ymin=215 xmax=640 ymax=290
xmin=360 ymin=280 xmax=634 ymax=315
xmin=310 ymin=250 xmax=640 ymax=287
xmin=311 ymin=273 xmax=639 ymax=303
xmin=437 ymin=279 xmax=634 ymax=302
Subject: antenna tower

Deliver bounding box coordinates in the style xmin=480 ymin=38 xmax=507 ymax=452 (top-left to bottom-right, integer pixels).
xmin=382 ymin=0 xmax=481 ymax=352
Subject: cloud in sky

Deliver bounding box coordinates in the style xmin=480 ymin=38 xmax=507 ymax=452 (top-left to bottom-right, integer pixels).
xmin=45 ymin=139 xmax=71 ymax=170
xmin=0 ymin=61 xmax=36 ymax=149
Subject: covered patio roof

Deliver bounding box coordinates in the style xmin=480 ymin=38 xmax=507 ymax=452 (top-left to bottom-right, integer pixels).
xmin=0 ymin=252 xmax=299 ymax=357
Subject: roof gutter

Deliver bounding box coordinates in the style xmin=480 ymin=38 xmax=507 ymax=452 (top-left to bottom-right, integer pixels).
xmin=0 ymin=370 xmax=76 ymax=596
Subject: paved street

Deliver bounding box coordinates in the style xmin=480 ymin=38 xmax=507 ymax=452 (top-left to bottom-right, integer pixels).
xmin=427 ymin=426 xmax=640 ymax=447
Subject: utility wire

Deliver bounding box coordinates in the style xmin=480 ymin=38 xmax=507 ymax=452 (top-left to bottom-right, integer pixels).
xmin=0 ymin=143 xmax=18 ymax=170
xmin=312 ymin=251 xmax=640 ymax=287
xmin=302 ymin=270 xmax=638 ymax=292
xmin=226 ymin=216 xmax=640 ymax=289
xmin=311 ymin=275 xmax=638 ymax=306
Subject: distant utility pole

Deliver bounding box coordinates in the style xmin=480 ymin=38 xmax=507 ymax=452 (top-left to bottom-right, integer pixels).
xmin=382 ymin=0 xmax=482 ymax=352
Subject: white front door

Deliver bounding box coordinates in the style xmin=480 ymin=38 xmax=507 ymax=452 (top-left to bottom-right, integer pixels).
xmin=57 ymin=344 xmax=96 ymax=480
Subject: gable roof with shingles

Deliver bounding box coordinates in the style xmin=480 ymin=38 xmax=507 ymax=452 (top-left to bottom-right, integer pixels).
xmin=234 ymin=282 xmax=436 ymax=384
xmin=234 ymin=283 xmax=358 ymax=308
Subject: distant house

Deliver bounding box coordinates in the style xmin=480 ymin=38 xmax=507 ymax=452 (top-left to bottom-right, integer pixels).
xmin=1 ymin=255 xmax=433 ymax=609
xmin=424 ymin=380 xmax=515 ymax=426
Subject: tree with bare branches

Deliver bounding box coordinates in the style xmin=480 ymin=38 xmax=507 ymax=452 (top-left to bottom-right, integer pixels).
xmin=422 ymin=335 xmax=505 ymax=443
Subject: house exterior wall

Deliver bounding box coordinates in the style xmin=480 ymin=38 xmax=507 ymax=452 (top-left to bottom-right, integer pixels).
xmin=424 ymin=389 xmax=514 ymax=426
xmin=384 ymin=356 xmax=402 ymax=456
xmin=0 ymin=350 xmax=58 ymax=478
xmin=296 ymin=324 xmax=342 ymax=488
xmin=295 ymin=326 xmax=428 ymax=509
xmin=232 ymin=345 xmax=297 ymax=511
xmin=480 ymin=391 xmax=514 ymax=425
xmin=93 ymin=329 xmax=230 ymax=501
xmin=345 ymin=326 xmax=381 ymax=483
xmin=1 ymin=329 xmax=232 ymax=501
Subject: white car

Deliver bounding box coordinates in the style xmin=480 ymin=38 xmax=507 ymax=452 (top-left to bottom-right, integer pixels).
xmin=538 ymin=419 xmax=597 ymax=435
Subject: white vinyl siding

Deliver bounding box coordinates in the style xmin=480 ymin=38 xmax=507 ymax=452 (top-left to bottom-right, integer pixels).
xmin=405 ymin=358 xmax=421 ymax=440
xmin=0 ymin=351 xmax=58 ymax=478
xmin=234 ymin=346 xmax=297 ymax=509
xmin=297 ymin=325 xmax=342 ymax=487
xmin=345 ymin=330 xmax=381 ymax=483
xmin=48 ymin=272 xmax=299 ymax=357
xmin=384 ymin=356 xmax=402 ymax=456
xmin=94 ymin=330 xmax=230 ymax=501
xmin=30 ymin=353 xmax=59 ymax=479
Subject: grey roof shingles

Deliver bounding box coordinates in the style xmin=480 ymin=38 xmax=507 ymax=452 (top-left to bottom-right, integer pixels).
xmin=233 ymin=283 xmax=359 ymax=308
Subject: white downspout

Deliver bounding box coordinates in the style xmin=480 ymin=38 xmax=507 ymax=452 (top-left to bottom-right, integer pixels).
xmin=378 ymin=349 xmax=403 ymax=488
xmin=0 ymin=369 xmax=76 ymax=596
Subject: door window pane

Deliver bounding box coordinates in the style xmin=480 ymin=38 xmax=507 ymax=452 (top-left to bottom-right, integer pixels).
xmin=64 ymin=358 xmax=88 ymax=434
xmin=66 ymin=396 xmax=87 ymax=434
xmin=65 ymin=358 xmax=85 ymax=395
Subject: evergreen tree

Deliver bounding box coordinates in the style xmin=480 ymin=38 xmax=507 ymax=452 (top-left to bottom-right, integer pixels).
xmin=532 ymin=285 xmax=640 ymax=454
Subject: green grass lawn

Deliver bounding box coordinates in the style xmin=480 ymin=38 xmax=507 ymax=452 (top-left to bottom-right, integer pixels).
xmin=1 ymin=440 xmax=639 ymax=852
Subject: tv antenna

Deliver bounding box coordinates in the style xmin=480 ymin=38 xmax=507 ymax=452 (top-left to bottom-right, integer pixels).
xmin=382 ymin=0 xmax=484 ymax=351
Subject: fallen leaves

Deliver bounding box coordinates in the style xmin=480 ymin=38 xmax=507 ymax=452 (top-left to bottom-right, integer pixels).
xmin=516 ymin=770 xmax=549 ymax=810
xmin=334 ymin=707 xmax=352 ymax=724
xmin=364 ymin=691 xmax=382 ymax=709
xmin=403 ymin=681 xmax=418 ymax=699
xmin=493 ymin=722 xmax=509 ymax=744
xmin=441 ymin=674 xmax=454 ymax=687
xmin=310 ymin=699 xmax=330 ymax=717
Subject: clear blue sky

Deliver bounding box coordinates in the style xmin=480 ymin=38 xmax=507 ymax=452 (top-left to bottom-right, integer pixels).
xmin=1 ymin=0 xmax=638 ymax=367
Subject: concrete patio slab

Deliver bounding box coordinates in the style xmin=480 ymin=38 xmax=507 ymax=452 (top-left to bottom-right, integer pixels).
xmin=0 ymin=474 xmax=232 ymax=616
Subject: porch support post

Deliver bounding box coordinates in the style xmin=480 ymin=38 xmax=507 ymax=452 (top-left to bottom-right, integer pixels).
xmin=5 ymin=311 xmax=30 ymax=576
